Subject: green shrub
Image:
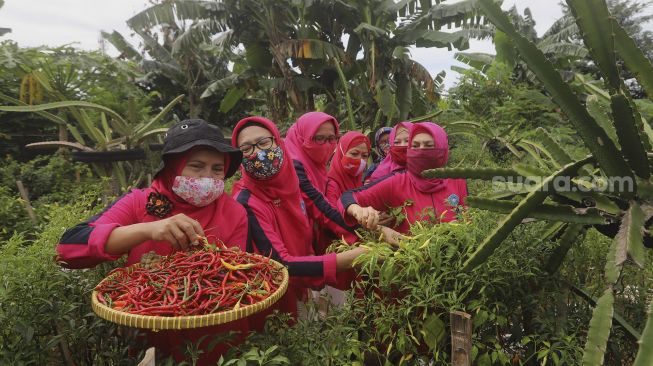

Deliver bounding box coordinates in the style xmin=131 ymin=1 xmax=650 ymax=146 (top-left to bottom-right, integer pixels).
xmin=0 ymin=154 xmax=103 ymax=241
xmin=222 ymin=210 xmax=646 ymax=365
xmin=0 ymin=188 xmax=140 ymax=365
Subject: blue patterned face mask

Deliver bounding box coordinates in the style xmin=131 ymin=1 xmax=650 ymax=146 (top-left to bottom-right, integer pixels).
xmin=242 ymin=146 xmax=284 ymax=180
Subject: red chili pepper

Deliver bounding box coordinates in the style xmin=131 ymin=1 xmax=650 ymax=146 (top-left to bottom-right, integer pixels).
xmin=97 ymin=247 xmax=283 ymax=316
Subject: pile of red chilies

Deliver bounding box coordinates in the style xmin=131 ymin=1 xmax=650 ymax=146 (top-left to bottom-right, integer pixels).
xmin=95 ymin=248 xmax=284 ymax=316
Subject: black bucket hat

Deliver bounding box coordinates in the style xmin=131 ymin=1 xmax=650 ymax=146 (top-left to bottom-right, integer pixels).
xmin=156 ymin=119 xmax=242 ymax=179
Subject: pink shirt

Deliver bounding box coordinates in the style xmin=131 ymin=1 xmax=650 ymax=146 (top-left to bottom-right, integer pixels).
xmin=56 ymin=188 xmax=248 ymax=268
xmin=235 ymin=189 xmax=338 ymax=288
xmin=340 ymin=172 xmax=468 ymax=233
xmin=235 ymin=188 xmax=338 ymax=318
xmin=325 ymin=178 xmax=343 ymax=208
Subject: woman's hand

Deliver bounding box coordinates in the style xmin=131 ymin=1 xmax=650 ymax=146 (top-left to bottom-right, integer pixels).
xmin=347 ymin=204 xmax=380 ymax=230
xmin=378 ymin=226 xmax=403 ymax=247
xmin=378 ymin=212 xmax=396 ymax=227
xmin=336 ymin=246 xmax=369 ymax=271
xmin=149 ymin=214 xmax=205 ymax=251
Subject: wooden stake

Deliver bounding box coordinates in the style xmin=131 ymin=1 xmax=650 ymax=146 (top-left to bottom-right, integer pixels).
xmin=450 ymin=311 xmax=472 ymax=366
xmin=16 ymin=180 xmax=37 ymax=224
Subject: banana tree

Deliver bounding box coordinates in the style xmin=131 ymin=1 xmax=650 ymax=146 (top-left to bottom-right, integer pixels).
xmin=103 ymin=0 xmax=233 ymax=121
xmin=453 ymin=4 xmax=588 ymax=84
xmin=122 ymin=0 xmax=483 ymax=129
xmin=425 ymin=0 xmax=653 ymax=363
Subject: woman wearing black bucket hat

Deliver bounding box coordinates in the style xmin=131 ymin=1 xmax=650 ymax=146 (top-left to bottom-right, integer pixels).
xmin=56 ymin=119 xmax=250 ymax=363
xmin=57 ymin=119 xmax=247 ymax=268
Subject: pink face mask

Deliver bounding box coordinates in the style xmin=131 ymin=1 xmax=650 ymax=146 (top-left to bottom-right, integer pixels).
xmin=406 ymin=148 xmax=448 ymax=176
xmin=172 ymin=176 xmax=224 ymax=207
xmin=303 ymin=140 xmax=336 ymax=165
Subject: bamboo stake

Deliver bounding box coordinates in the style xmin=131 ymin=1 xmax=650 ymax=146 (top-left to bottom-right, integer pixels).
xmin=16 ymin=180 xmax=37 ymax=224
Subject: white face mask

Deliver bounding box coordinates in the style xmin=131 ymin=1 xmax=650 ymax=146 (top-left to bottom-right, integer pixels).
xmin=172 ymin=176 xmax=224 ymax=207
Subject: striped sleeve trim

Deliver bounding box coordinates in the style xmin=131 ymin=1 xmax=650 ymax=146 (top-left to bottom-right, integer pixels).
xmin=293 ymin=160 xmax=356 ymax=233
xmin=236 ymin=189 xmax=324 ymax=278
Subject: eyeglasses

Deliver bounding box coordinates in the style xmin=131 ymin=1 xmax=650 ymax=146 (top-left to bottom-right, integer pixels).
xmin=312 ymin=134 xmax=339 ymax=145
xmin=238 ymin=136 xmax=275 ymax=156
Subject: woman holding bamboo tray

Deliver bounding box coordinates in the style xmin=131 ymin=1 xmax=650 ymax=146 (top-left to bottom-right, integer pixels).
xmin=56 ymin=119 xmax=250 ymax=364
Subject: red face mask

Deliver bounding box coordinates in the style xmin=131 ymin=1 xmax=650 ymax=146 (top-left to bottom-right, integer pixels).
xmin=303 ymin=140 xmax=336 ymax=165
xmin=341 ymin=155 xmax=367 ymax=176
xmin=406 ymin=148 xmax=448 ymax=176
xmin=390 ymin=146 xmax=408 ymax=166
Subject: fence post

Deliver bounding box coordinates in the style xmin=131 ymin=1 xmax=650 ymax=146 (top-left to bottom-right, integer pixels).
xmin=450 ymin=311 xmax=472 ymax=366
xmin=16 ymin=180 xmax=37 ymax=224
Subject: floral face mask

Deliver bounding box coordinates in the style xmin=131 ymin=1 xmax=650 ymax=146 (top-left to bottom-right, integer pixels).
xmin=242 ymin=146 xmax=284 ymax=180
xmin=172 ymin=176 xmax=225 ymax=207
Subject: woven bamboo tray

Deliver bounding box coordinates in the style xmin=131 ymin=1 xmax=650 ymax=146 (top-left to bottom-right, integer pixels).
xmin=91 ymin=255 xmax=288 ymax=331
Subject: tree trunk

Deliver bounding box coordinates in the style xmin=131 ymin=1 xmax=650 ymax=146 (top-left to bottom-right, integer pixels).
xmin=57 ymin=124 xmax=69 ymax=154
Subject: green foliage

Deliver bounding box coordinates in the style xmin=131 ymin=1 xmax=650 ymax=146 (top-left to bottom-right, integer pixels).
xmin=0 ymin=155 xmax=99 ymax=240
xmin=446 ymin=63 xmax=571 ymax=160
xmin=459 ymin=0 xmax=653 ymax=363
xmin=223 ymin=211 xmax=648 ymax=365
xmin=0 ymin=185 xmax=29 ymax=239
xmin=226 ymin=310 xmax=361 ymax=365
xmin=1 ymin=1 xmax=653 ymax=364
xmin=0 ymin=41 xmax=156 ymax=159
xmin=0 ymin=189 xmax=139 ymax=364
xmin=218 ymin=345 xmax=289 ymax=366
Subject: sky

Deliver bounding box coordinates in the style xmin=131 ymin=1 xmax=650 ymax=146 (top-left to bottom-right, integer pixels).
xmin=0 ymin=0 xmax=567 ymax=90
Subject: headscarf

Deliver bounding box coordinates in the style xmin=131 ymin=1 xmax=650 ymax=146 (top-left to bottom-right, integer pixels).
xmin=373 ymin=127 xmax=393 ymax=161
xmin=327 ymin=131 xmax=371 ymax=196
xmin=407 ymin=122 xmax=449 ymax=193
xmin=231 ymin=116 xmax=311 ymax=252
xmin=284 ymin=112 xmax=340 ymax=193
xmin=371 ymin=121 xmax=413 ymax=179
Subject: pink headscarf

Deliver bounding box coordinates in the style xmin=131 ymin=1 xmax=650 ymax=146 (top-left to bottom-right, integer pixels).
xmin=327 ymin=131 xmax=371 ymax=195
xmin=284 ymin=112 xmax=340 ymax=193
xmin=407 ymin=122 xmax=449 ymax=193
xmin=370 ymin=121 xmax=413 ymax=179
xmin=231 ymin=117 xmax=312 ymax=256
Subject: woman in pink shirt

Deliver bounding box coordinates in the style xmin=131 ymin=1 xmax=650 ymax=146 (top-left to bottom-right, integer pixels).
xmin=325 ymin=131 xmax=371 ymax=207
xmin=56 ymin=119 xmax=249 ymax=364
xmin=231 ymin=116 xmax=371 ymax=322
xmin=284 ymin=112 xmax=359 ymax=253
xmin=341 ymin=122 xmax=468 ymax=234
xmin=56 ymin=119 xmax=248 ymax=267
